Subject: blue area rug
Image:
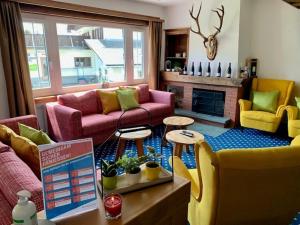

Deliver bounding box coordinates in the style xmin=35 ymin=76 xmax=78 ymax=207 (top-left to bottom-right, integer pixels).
xmin=94 ymin=125 xmax=290 ymax=170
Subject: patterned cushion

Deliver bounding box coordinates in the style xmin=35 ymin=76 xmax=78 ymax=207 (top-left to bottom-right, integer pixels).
xmin=0 ymin=190 xmax=12 ymax=225
xmin=137 ymin=84 xmax=150 ymax=103
xmin=58 ymin=91 xmax=98 ymax=116
xmin=0 ymin=151 xmax=43 ymax=211
xmin=81 ymin=114 xmax=117 ymax=136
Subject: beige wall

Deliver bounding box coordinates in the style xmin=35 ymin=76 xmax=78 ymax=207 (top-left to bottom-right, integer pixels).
xmin=239 ymin=0 xmax=300 ymax=98
xmin=164 ymin=0 xmax=241 ymax=78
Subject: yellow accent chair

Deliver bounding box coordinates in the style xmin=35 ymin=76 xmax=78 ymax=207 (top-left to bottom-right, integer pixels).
xmin=170 ymin=140 xmax=300 ymax=225
xmin=239 ymin=78 xmax=294 ymax=133
xmin=286 ymin=105 xmax=300 ymax=138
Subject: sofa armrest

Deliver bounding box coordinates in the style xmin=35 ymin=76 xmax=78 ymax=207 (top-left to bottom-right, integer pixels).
xmin=286 ymin=106 xmax=298 ymax=120
xmin=149 ymin=90 xmax=175 ymax=108
xmin=239 ymin=99 xmax=252 ymax=112
xmin=0 ymin=115 xmax=39 ymax=134
xmin=46 ymin=102 xmax=82 ymax=142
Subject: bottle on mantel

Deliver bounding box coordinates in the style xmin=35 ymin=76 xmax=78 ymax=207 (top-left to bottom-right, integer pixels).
xmin=197 ymin=62 xmax=202 ymax=76
xmin=190 ymin=62 xmax=195 ymax=76
xmin=226 ymin=63 xmax=232 ymax=78
xmin=206 ymin=62 xmax=211 ymax=77
xmin=216 ymin=62 xmax=221 ymax=77
xmin=183 ymin=64 xmax=187 ymax=75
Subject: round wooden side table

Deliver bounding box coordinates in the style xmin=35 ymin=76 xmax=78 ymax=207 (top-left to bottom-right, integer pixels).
xmin=166 ymin=130 xmax=204 ymax=158
xmin=115 ymin=128 xmax=152 ymax=159
xmin=162 ymin=116 xmax=195 ymax=151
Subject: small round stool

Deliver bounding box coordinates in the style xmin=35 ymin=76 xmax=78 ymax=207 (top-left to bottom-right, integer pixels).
xmin=166 ymin=130 xmax=204 ymax=158
xmin=116 ymin=128 xmax=152 ymax=159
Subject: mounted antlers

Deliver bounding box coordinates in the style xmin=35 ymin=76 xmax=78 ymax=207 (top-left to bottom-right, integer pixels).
xmin=189 ymin=3 xmax=225 ymax=60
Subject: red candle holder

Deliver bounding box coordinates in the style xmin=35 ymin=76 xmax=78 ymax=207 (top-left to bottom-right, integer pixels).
xmin=104 ymin=193 xmax=122 ymax=220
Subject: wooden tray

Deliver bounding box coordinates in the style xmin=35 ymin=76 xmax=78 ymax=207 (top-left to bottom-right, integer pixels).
xmin=97 ymin=164 xmax=173 ymax=195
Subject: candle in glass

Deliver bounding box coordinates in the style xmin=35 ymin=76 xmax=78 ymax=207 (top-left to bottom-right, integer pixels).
xmin=104 ymin=194 xmax=122 ymax=219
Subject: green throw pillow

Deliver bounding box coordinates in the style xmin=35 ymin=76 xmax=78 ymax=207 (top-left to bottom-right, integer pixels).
xmin=116 ymin=89 xmax=140 ymax=111
xmin=18 ymin=123 xmax=53 ymax=145
xmin=252 ymin=91 xmax=280 ymax=113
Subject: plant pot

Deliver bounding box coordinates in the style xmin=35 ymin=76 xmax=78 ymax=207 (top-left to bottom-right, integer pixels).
xmin=145 ymin=162 xmax=161 ymax=181
xmin=126 ymin=169 xmax=141 ymax=185
xmin=103 ymin=175 xmax=117 ymax=190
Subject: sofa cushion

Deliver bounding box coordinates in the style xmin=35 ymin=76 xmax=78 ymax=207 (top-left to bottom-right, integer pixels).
xmin=0 ymin=151 xmax=43 ymax=211
xmin=0 ymin=125 xmax=16 ymax=145
xmin=140 ymin=102 xmax=172 ymax=118
xmin=137 ymin=84 xmax=150 ymax=103
xmin=19 ymin=123 xmax=52 ymax=145
xmin=0 ymin=142 xmax=11 ymax=153
xmin=108 ymin=108 xmax=149 ymax=126
xmin=97 ymin=90 xmax=121 ymax=114
xmin=58 ymin=91 xmax=98 ymax=116
xmin=241 ymin=111 xmax=278 ymax=123
xmin=81 ymin=114 xmax=117 ymax=136
xmin=116 ymin=89 xmax=140 ymax=111
xmin=10 ymin=133 xmax=40 ymax=178
xmin=0 ymin=190 xmax=12 ymax=225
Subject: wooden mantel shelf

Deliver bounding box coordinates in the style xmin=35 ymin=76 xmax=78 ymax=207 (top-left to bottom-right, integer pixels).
xmin=161 ymin=71 xmax=245 ymax=87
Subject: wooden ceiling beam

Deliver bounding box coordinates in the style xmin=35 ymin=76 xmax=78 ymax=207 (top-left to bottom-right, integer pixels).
xmin=283 ymin=0 xmax=300 ymax=8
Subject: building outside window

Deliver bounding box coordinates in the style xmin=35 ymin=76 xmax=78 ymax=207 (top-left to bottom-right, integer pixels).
xmin=22 ymin=15 xmax=148 ymax=97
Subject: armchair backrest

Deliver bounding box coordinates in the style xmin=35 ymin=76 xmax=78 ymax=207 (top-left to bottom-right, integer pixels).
xmin=251 ymin=78 xmax=294 ymax=106
xmin=197 ymin=142 xmax=300 ymax=225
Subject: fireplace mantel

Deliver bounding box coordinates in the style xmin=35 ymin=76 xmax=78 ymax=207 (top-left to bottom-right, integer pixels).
xmin=160 ymin=71 xmax=250 ymax=127
xmin=161 ymin=72 xmax=245 ymax=87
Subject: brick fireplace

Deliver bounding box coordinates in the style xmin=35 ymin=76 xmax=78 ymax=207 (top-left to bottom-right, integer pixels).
xmin=160 ymin=72 xmax=247 ymax=127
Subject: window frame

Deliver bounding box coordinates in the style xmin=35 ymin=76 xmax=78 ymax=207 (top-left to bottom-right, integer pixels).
xmin=22 ymin=13 xmax=148 ymax=97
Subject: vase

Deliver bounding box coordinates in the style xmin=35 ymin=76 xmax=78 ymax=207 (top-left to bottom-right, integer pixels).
xmin=126 ymin=170 xmax=141 ymax=185
xmin=103 ymin=175 xmax=117 ymax=190
xmin=145 ymin=162 xmax=161 ymax=181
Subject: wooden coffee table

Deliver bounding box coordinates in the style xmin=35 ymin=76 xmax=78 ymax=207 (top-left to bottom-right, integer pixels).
xmin=116 ymin=127 xmax=152 ymax=159
xmin=36 ymin=176 xmax=190 ymax=225
xmin=162 ymin=116 xmax=195 ymax=150
xmin=166 ymin=130 xmax=204 ymax=158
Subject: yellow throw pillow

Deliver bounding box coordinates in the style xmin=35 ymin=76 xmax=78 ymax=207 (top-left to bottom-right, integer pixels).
xmin=119 ymin=86 xmax=139 ymax=102
xmin=0 ymin=125 xmax=16 ymax=145
xmin=10 ymin=133 xmax=40 ymax=178
xmin=96 ymin=90 xmax=121 ymax=114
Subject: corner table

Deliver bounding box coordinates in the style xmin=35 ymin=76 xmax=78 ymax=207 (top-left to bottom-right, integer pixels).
xmin=37 ymin=175 xmax=190 ymax=225
xmin=166 ymin=130 xmax=204 ymax=158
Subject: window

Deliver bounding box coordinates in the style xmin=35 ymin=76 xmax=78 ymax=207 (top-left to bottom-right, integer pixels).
xmin=133 ymin=31 xmax=144 ymax=79
xmin=22 ymin=15 xmax=147 ymax=96
xmin=23 ymin=22 xmax=50 ymax=89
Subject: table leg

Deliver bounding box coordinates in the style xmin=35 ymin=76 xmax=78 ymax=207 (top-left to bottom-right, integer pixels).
xmin=116 ymin=139 xmax=126 ymax=160
xmin=174 ymin=143 xmax=183 ymax=158
xmin=162 ymin=125 xmax=172 ymax=147
xmin=135 ymin=139 xmax=144 ymax=157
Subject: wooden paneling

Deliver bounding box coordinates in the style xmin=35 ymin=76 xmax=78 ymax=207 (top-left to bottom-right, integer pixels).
xmin=283 ymin=0 xmax=300 ymax=9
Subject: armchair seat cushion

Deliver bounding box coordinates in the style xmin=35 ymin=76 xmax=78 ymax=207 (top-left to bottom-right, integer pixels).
xmin=289 ymin=120 xmax=300 ymax=129
xmin=108 ymin=108 xmax=149 ymax=126
xmin=140 ymin=102 xmax=172 ymax=118
xmin=82 ymin=114 xmax=116 ymax=136
xmin=241 ymin=111 xmax=278 ymax=123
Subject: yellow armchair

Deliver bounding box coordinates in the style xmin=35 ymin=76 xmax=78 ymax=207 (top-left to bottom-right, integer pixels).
xmin=286 ymin=105 xmax=300 ymax=138
xmin=239 ymin=78 xmax=294 ymax=133
xmin=170 ymin=140 xmax=300 ymax=225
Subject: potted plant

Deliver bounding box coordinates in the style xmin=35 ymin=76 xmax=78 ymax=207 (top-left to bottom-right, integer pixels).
xmin=102 ymin=160 xmax=118 ymax=190
xmin=117 ymin=154 xmax=144 ymax=185
xmin=144 ymin=146 xmax=162 ymax=181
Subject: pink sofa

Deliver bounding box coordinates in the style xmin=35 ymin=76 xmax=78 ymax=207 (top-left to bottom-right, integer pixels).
xmin=0 ymin=116 xmax=43 ymax=225
xmin=46 ymin=84 xmax=175 ymax=145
